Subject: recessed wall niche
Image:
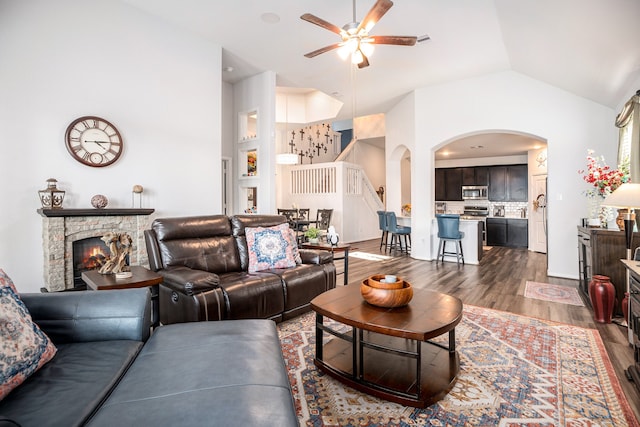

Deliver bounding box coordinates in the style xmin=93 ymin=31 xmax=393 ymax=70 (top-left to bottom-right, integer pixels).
xmin=239 ymin=109 xmax=258 ymax=142
xmin=239 ymin=149 xmax=258 ymax=177
xmin=244 ymin=187 xmax=257 ymax=213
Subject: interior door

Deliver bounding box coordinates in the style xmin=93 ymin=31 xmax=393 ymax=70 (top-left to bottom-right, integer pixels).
xmin=531 ymin=174 xmax=547 ymax=253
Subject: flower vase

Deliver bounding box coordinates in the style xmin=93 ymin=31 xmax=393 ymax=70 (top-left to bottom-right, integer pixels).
xmin=588 ymin=275 xmax=616 ymax=323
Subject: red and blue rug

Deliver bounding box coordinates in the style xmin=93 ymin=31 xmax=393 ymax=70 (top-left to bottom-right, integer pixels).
xmin=277 ymin=305 xmax=637 ymax=426
xmin=524 ymin=281 xmax=585 ymax=306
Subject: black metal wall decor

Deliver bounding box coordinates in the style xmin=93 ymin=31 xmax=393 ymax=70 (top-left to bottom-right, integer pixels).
xmin=287 ymin=123 xmax=336 ymax=164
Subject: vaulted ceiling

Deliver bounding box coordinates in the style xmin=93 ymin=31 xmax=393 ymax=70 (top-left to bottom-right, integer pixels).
xmin=121 ymin=0 xmax=640 ymax=124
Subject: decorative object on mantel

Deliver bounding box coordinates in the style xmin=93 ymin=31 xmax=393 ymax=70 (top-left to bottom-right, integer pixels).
xmin=90 ymin=194 xmax=108 ymax=209
xmin=578 ymin=149 xmax=630 ymax=227
xmin=38 ymin=178 xmax=65 ymax=209
xmin=402 ymin=203 xmax=411 ymax=216
xmin=588 ymin=274 xmax=616 ymax=323
xmin=131 ymin=184 xmax=143 ymax=208
xmin=98 ymin=232 xmax=133 ymax=277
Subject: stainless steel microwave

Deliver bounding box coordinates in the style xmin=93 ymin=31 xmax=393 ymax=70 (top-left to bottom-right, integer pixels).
xmin=462 ymin=185 xmax=488 ymax=200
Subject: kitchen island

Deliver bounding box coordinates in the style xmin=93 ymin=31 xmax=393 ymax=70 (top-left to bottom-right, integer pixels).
xmin=430 ymin=218 xmax=483 ymax=264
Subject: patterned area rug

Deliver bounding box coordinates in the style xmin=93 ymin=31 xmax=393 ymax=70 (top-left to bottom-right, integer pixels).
xmin=277 ymin=306 xmax=637 ymax=426
xmin=525 ymin=281 xmax=585 ymax=306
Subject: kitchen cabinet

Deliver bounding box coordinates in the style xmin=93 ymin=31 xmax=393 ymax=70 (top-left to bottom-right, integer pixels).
xmin=486 ymin=218 xmax=507 ymax=246
xmin=577 ymin=226 xmax=640 ymax=315
xmin=435 ymin=168 xmax=462 ymax=201
xmin=488 ymin=167 xmax=507 ymax=201
xmin=488 ymin=165 xmax=528 ymax=202
xmin=462 ymin=167 xmax=489 ymax=186
xmin=487 ymin=218 xmax=528 ymax=248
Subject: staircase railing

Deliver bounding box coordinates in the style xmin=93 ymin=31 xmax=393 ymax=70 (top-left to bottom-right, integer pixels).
xmin=283 ymin=161 xmax=382 ymax=243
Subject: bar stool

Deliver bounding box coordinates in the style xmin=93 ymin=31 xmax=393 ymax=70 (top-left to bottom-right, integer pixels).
xmin=385 ymin=211 xmax=411 ymax=253
xmin=376 ymin=210 xmax=388 ymax=251
xmin=436 ymin=214 xmax=464 ymax=265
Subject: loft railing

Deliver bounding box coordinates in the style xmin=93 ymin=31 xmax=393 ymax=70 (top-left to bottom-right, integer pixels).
xmin=284 ymin=161 xmax=382 ymax=242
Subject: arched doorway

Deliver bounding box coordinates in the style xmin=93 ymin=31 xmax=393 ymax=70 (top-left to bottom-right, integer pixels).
xmin=434 ymin=130 xmax=548 ymax=255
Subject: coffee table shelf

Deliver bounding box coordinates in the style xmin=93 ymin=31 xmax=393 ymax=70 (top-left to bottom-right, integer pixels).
xmin=311 ymin=285 xmax=462 ymax=408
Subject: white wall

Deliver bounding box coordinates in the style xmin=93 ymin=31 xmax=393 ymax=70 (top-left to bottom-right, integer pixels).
xmin=0 ymin=0 xmax=222 ymax=292
xmin=233 ymin=71 xmax=277 ymax=214
xmin=386 ymin=70 xmax=618 ymax=280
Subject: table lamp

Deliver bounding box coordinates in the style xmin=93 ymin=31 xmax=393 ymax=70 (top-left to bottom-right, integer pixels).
xmin=603 ymin=183 xmax=640 ymax=260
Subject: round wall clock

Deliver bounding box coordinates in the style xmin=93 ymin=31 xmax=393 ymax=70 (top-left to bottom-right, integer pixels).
xmin=65 ymin=116 xmax=123 ymax=167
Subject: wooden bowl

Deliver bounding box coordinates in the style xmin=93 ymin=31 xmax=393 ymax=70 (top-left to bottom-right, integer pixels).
xmin=367 ymin=274 xmax=404 ymax=290
xmin=361 ymin=279 xmax=413 ymax=308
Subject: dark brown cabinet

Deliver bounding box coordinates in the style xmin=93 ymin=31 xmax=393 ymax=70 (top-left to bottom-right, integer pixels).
xmin=488 ymin=167 xmax=507 ymax=201
xmin=435 ymin=168 xmax=462 ymax=201
xmin=577 ymin=226 xmax=640 ymax=315
xmin=488 ymin=165 xmax=527 ymax=202
xmin=487 ymin=218 xmax=528 ymax=248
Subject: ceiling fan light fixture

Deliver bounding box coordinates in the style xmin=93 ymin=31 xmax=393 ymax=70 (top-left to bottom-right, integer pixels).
xmin=360 ymin=41 xmax=374 ymax=57
xmin=337 ymin=44 xmax=351 ymax=60
xmin=351 ymin=49 xmax=364 ymax=65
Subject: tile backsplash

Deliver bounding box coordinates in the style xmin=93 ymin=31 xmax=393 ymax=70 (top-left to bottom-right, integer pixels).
xmin=436 ymin=200 xmax=528 ymax=218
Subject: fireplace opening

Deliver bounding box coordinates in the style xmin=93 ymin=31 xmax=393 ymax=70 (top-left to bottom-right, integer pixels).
xmin=72 ymin=237 xmax=111 ymax=288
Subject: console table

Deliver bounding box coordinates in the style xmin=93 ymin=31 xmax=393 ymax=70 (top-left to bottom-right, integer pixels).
xmin=577 ymin=226 xmax=640 ymax=315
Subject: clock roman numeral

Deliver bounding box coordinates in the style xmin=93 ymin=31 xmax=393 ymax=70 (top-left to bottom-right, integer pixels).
xmin=70 ymin=136 xmax=80 ymax=142
xmin=81 ymin=120 xmax=90 ymax=129
xmin=82 ymin=151 xmax=91 ymax=161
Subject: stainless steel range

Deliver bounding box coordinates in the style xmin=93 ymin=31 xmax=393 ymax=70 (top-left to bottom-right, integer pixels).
xmin=461 ymin=205 xmax=489 ymax=244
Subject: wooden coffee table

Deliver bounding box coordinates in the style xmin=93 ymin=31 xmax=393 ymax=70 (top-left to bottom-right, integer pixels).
xmin=310 ymin=284 xmax=463 ymax=408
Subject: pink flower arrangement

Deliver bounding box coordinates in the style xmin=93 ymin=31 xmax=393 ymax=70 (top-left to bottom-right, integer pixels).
xmin=578 ymin=149 xmax=630 ymax=199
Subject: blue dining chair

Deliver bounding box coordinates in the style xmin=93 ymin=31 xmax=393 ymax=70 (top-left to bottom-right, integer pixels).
xmin=385 ymin=211 xmax=411 ymax=253
xmin=436 ymin=214 xmax=465 ymax=265
xmin=376 ymin=211 xmax=388 ymax=251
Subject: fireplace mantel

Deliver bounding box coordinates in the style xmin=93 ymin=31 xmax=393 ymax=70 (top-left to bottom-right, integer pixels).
xmin=37 ymin=208 xmax=154 ymax=217
xmin=39 ymin=208 xmax=155 ymax=291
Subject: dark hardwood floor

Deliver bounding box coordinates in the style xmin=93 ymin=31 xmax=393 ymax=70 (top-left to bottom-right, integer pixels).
xmin=340 ymin=239 xmax=640 ymax=420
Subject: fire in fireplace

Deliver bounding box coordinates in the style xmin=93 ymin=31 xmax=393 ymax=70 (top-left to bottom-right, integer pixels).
xmin=72 ymin=237 xmax=111 ymax=288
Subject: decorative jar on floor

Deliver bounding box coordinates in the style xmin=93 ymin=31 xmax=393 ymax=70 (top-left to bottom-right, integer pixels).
xmin=588 ymin=274 xmax=616 ymax=323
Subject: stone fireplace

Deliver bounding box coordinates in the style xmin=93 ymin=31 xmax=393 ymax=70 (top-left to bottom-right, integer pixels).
xmin=38 ymin=208 xmax=154 ymax=291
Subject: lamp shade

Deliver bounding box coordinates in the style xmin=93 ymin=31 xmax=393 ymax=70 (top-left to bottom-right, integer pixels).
xmin=602 ymin=183 xmax=640 ymax=209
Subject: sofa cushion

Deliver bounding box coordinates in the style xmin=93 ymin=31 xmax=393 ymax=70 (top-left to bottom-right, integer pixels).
xmin=246 ymin=223 xmax=297 ymax=272
xmin=218 ymin=272 xmax=285 ymax=320
xmin=0 ymin=270 xmax=57 ymax=401
xmin=152 ymin=215 xmax=242 ymax=274
xmin=85 ymin=320 xmax=298 ymax=427
xmin=0 ymin=340 xmax=143 ymax=427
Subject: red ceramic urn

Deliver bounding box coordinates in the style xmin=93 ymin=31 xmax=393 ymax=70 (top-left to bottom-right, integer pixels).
xmin=588 ymin=275 xmax=616 ymax=323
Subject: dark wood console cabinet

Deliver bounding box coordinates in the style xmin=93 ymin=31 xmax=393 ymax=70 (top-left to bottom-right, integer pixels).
xmin=577 ymin=226 xmax=640 ymax=315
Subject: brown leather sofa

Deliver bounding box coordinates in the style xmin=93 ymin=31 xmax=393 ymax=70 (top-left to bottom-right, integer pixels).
xmin=145 ymin=214 xmax=336 ymax=324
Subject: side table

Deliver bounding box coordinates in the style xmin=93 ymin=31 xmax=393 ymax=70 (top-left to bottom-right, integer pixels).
xmin=81 ymin=265 xmax=163 ymax=329
xmin=300 ymin=242 xmax=350 ymax=286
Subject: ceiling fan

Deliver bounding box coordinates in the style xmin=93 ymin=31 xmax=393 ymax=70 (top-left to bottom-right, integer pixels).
xmin=301 ymin=0 xmax=419 ymax=69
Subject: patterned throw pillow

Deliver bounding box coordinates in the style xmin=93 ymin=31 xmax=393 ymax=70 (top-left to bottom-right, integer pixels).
xmin=246 ymin=224 xmax=298 ymax=272
xmin=0 ymin=269 xmax=57 ymax=401
xmin=289 ymin=228 xmax=302 ymax=265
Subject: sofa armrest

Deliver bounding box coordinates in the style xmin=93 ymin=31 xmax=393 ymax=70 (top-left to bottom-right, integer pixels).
xmin=158 ymin=266 xmax=220 ymax=296
xmin=21 ymin=288 xmax=151 ymax=344
xmin=299 ymin=249 xmax=334 ymax=265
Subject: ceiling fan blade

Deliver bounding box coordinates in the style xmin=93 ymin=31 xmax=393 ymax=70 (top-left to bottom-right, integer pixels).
xmin=356 ymin=0 xmax=393 ymax=34
xmin=371 ymin=35 xmax=417 ymax=46
xmin=357 ymin=54 xmax=370 ymax=69
xmin=304 ymin=43 xmax=342 ymax=58
xmin=300 ymin=13 xmax=343 ymax=35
